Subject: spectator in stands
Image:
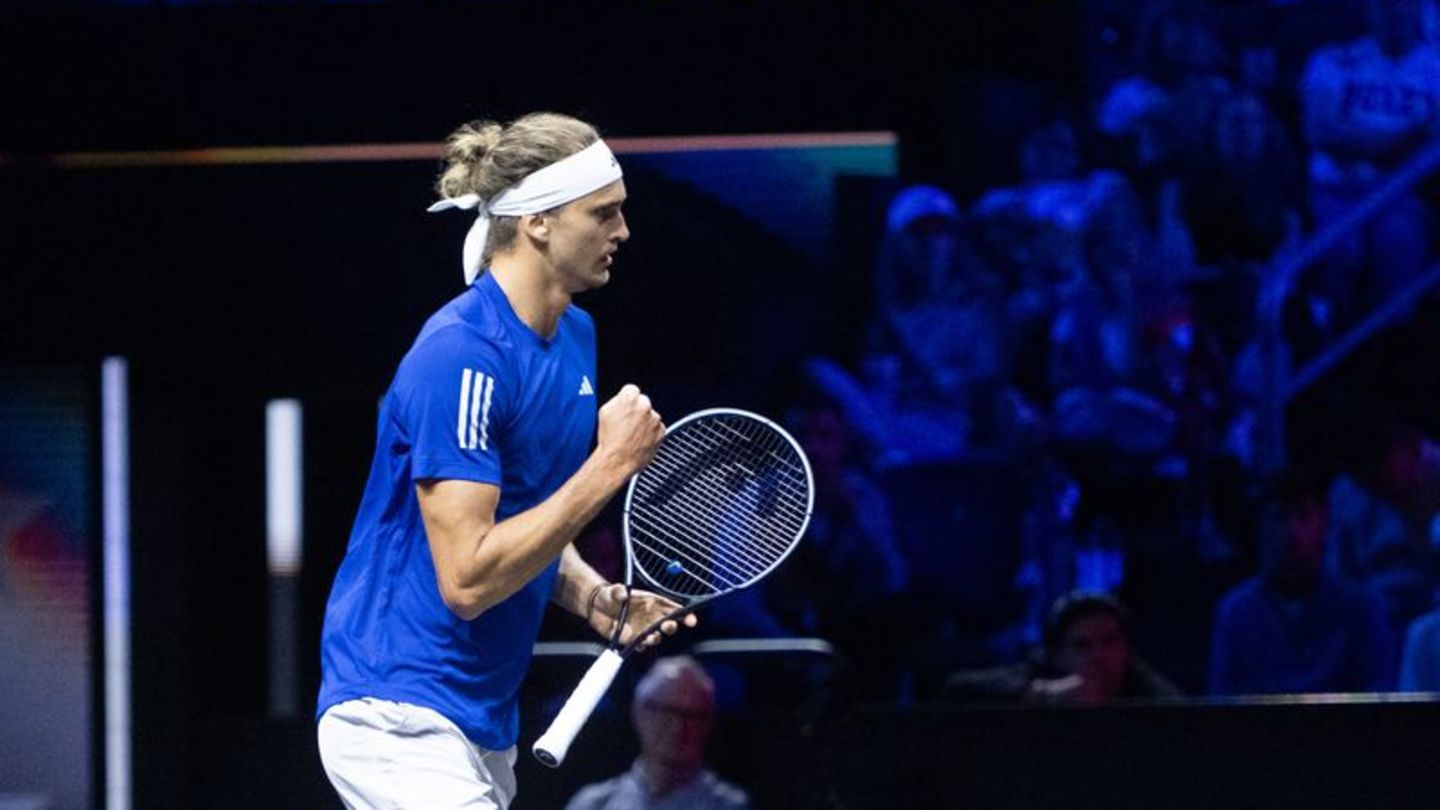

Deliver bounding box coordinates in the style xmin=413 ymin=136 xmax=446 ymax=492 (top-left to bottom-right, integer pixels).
xmin=972 ymin=120 xmax=1122 ymax=290
xmin=1298 ymin=0 xmax=1439 ymax=320
xmin=1046 ymin=183 xmax=1183 ymax=463
xmin=942 ymin=590 xmax=1181 ymax=705
xmin=1209 ymin=469 xmax=1395 ymax=694
xmin=1098 ymin=1 xmax=1232 ymax=181
xmin=566 ymin=656 xmax=749 ymax=810
xmin=1094 ymin=4 xmax=1217 ymax=362
xmin=1184 ymin=90 xmax=1305 ymax=271
xmin=973 ymin=125 xmax=1106 ymax=404
xmin=1328 ymin=412 xmax=1440 ymax=633
xmin=1175 ymin=89 xmax=1304 ymax=408
xmin=812 ymin=184 xmax=1017 ymax=464
xmin=872 ymin=184 xmax=995 ymax=319
xmin=870 ymin=185 xmax=1011 ymax=455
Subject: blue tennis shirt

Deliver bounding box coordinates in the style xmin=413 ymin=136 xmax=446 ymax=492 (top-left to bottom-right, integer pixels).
xmin=318 ymin=271 xmax=598 ymax=750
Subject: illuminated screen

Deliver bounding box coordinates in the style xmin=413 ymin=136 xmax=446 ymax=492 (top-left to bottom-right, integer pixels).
xmin=0 ymin=367 xmax=93 ymax=810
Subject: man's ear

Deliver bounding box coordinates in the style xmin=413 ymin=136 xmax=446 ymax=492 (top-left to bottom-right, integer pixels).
xmin=519 ymin=212 xmax=550 ymax=245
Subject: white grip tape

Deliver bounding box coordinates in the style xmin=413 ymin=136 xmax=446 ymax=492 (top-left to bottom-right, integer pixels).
xmin=532 ymin=649 xmax=625 ymax=768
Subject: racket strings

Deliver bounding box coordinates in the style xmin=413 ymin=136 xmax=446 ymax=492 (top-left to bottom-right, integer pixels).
xmin=628 ymin=482 xmax=796 ymax=583
xmin=640 ymin=419 xmax=809 ymax=527
xmin=629 ymin=517 xmax=751 ymax=591
xmin=644 ymin=443 xmax=810 ymax=525
xmin=631 ymin=494 xmax=791 ymax=567
xmin=638 ymin=428 xmax=808 ymax=550
xmin=628 ymin=413 xmax=810 ymax=599
xmin=684 ymin=420 xmax=812 ymax=509
xmin=632 ymin=468 xmax=795 ymax=579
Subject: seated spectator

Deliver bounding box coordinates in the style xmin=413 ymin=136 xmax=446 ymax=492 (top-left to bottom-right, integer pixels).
xmin=973 ymin=129 xmax=1118 ymax=404
xmin=1098 ymin=0 xmax=1233 ymax=177
xmin=1328 ymin=412 xmax=1440 ymax=633
xmin=565 ymin=657 xmax=749 ymax=810
xmin=1177 ymin=90 xmax=1297 ymax=403
xmin=872 ymin=184 xmax=995 ymax=318
xmin=1045 ymin=183 xmax=1188 ymax=464
xmin=973 ymin=124 xmax=1145 ymax=273
xmin=942 ymin=590 xmax=1181 ymax=705
xmin=1182 ymin=90 xmax=1305 ymax=271
xmin=870 ymin=186 xmax=1009 ymax=432
xmin=1298 ymin=0 xmax=1439 ymax=320
xmin=1209 ymin=470 xmax=1395 ymax=695
xmin=814 ymin=183 xmax=1019 ymax=463
xmin=1096 ymin=0 xmax=1229 ymax=293
xmin=1093 ymin=2 xmax=1215 ymax=303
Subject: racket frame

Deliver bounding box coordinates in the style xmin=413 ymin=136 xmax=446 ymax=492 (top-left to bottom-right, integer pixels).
xmin=622 ymin=407 xmax=814 ymax=612
xmin=532 ymin=407 xmax=813 ymax=767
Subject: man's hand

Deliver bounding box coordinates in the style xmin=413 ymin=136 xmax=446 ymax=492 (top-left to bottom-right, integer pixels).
xmin=588 ymin=583 xmax=697 ymax=648
xmin=595 ymin=384 xmax=665 ymax=481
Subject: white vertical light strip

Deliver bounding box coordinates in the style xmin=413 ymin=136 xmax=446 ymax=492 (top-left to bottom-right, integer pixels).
xmin=266 ymin=399 xmax=303 ymax=718
xmin=265 ymin=400 xmax=303 ymax=576
xmin=101 ymin=357 xmax=131 ymax=810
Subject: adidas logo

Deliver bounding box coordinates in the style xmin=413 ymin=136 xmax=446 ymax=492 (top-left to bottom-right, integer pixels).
xmin=578 ymin=375 xmax=595 ymax=396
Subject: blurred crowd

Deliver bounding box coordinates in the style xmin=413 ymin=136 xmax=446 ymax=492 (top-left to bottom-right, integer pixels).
xmin=545 ymin=3 xmax=1440 ymax=805
xmin=680 ymin=0 xmax=1440 ymax=707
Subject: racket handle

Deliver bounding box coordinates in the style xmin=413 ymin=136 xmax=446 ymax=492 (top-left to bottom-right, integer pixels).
xmin=532 ymin=649 xmax=625 ymax=768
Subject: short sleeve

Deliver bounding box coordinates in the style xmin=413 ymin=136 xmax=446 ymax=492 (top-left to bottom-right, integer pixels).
xmin=396 ymin=324 xmax=509 ymax=486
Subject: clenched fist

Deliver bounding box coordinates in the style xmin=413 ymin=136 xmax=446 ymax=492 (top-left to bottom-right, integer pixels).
xmin=596 ymin=384 xmax=665 ymax=480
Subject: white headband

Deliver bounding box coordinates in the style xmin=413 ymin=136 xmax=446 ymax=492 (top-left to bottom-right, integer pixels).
xmin=427 ymin=140 xmax=624 ymax=285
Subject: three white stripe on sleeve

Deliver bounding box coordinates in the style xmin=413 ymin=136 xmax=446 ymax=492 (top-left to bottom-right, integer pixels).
xmin=456 ymin=369 xmax=495 ymax=451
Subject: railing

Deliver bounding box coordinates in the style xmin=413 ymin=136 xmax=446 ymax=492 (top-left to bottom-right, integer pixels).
xmin=531 ymin=637 xmax=837 ymax=660
xmin=1255 ymin=139 xmax=1440 ymax=475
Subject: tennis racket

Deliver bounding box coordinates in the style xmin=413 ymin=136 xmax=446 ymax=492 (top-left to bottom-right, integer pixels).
xmin=532 ymin=407 xmax=814 ymax=767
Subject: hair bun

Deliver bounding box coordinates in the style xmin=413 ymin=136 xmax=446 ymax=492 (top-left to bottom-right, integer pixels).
xmin=445 ymin=121 xmax=502 ymax=164
xmin=437 ymin=120 xmax=503 ymax=198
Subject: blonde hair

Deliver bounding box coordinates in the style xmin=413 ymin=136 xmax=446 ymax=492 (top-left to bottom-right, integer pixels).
xmin=435 ymin=112 xmax=600 ymax=264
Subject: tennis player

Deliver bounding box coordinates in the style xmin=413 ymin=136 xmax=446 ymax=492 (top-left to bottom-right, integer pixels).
xmin=317 ymin=112 xmax=695 ymax=809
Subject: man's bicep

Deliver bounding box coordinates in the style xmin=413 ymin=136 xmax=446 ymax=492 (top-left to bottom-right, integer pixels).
xmin=416 ymin=479 xmax=501 ymax=577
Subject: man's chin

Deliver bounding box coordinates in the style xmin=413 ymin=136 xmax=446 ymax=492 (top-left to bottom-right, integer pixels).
xmin=566 ymin=271 xmax=610 ymax=294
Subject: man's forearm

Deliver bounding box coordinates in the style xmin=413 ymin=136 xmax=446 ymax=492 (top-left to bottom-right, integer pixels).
xmin=552 ymin=544 xmax=609 ymax=621
xmin=446 ymin=452 xmax=628 ymax=619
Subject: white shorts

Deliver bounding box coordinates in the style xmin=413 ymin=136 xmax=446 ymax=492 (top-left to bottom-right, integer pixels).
xmin=317 ymin=698 xmax=518 ymax=810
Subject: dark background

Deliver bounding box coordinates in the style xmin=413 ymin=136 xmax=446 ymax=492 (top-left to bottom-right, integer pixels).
xmin=5 ymin=2 xmax=1440 ymax=808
